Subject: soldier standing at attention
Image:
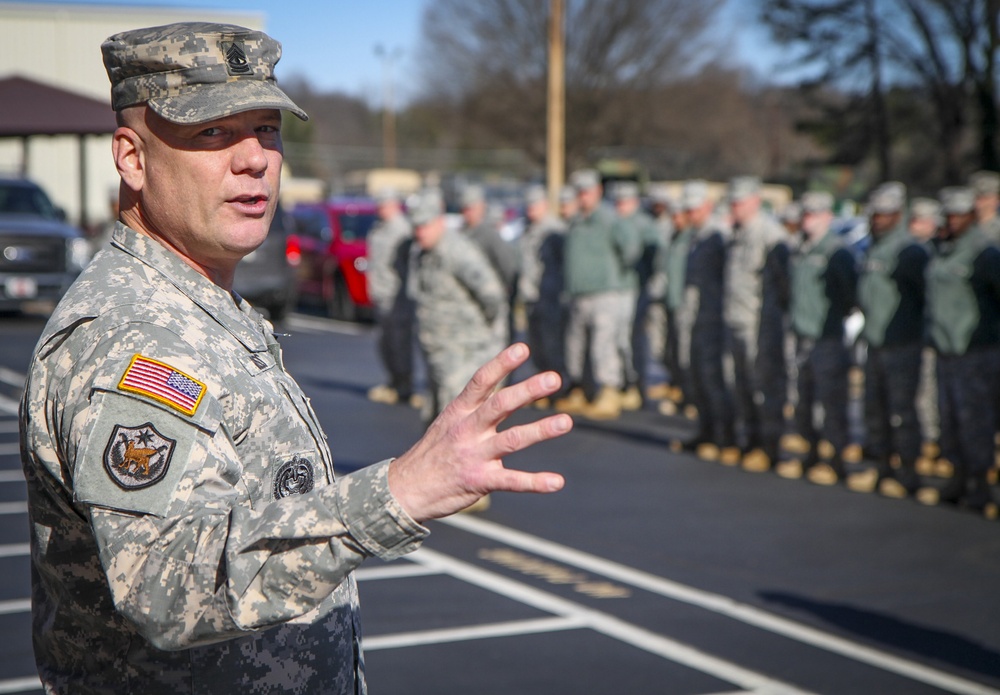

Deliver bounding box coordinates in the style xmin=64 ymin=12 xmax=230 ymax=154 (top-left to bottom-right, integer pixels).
xmin=908 ymin=197 xmax=942 ymax=463
xmin=674 ymin=180 xmax=738 ymax=463
xmin=517 ymin=184 xmax=567 ymax=396
xmin=848 ymin=183 xmax=929 ymax=498
xmin=723 ymin=176 xmax=791 ymax=473
xmin=558 ymin=184 xmax=578 ymax=223
xmin=410 ymin=189 xmax=508 ymax=422
xmin=644 ymin=185 xmax=676 ymax=403
xmin=917 ymin=187 xmax=1000 ymax=518
xmin=366 ymin=188 xmax=419 ymax=407
xmin=776 ymin=191 xmax=858 ymax=485
xmin=613 ymin=181 xmax=661 ymax=410
xmin=553 ymin=169 xmax=641 ymax=420
xmin=969 ymin=170 xmax=1000 ymax=243
xmin=20 ymin=24 xmax=570 ymax=695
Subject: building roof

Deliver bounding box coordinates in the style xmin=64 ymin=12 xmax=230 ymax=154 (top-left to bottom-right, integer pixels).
xmin=0 ymin=75 xmax=116 ymax=137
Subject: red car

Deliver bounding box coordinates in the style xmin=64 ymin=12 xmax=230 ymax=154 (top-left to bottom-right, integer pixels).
xmin=288 ymin=198 xmax=379 ymax=321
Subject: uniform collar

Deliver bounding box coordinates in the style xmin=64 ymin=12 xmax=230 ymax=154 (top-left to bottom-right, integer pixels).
xmin=111 ymin=223 xmax=268 ymax=352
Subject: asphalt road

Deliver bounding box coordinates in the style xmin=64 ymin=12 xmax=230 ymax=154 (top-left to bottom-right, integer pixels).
xmin=0 ymin=310 xmax=998 ymax=694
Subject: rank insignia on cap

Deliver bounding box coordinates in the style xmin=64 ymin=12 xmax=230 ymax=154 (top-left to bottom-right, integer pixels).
xmin=118 ymin=355 xmax=207 ymax=416
xmin=273 ymin=456 xmax=315 ymax=499
xmin=222 ymin=40 xmax=252 ymax=75
xmin=103 ymin=423 xmax=176 ymax=490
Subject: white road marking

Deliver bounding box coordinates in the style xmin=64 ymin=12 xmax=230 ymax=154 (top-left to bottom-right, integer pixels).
xmin=0 ymin=420 xmax=19 ymax=433
xmin=0 ymin=599 xmax=30 ymax=615
xmin=0 ymin=676 xmax=40 ymax=694
xmin=0 ymin=367 xmax=24 ymax=389
xmin=403 ymin=547 xmax=815 ymax=694
xmin=364 ymin=615 xmax=587 ymax=651
xmin=0 ymin=471 xmax=24 ymax=483
xmin=442 ymin=514 xmax=999 ymax=695
xmin=355 ymin=563 xmax=442 ymax=582
xmin=0 ymin=501 xmax=25 ymax=515
xmin=0 ymin=544 xmax=29 ymax=558
xmin=0 ymin=443 xmax=20 ymax=456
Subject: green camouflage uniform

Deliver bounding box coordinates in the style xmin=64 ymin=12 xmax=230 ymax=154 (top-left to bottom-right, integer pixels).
xmin=21 ymin=224 xmax=427 ymax=694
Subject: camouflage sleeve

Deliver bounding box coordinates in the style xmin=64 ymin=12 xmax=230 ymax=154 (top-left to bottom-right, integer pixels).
xmin=451 ymin=237 xmax=506 ymax=323
xmin=61 ymin=321 xmax=426 ymax=650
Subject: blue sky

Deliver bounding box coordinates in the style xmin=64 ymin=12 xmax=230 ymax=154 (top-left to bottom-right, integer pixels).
xmin=32 ymin=0 xmax=785 ymax=103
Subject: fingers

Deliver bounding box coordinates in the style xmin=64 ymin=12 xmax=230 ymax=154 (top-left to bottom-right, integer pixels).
xmin=486 ymin=468 xmax=565 ymax=494
xmin=489 ymin=413 xmax=573 ymax=458
xmin=453 ymin=343 xmax=531 ymax=409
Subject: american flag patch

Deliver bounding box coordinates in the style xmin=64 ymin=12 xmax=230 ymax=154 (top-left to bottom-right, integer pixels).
xmin=118 ymin=355 xmax=207 ymax=416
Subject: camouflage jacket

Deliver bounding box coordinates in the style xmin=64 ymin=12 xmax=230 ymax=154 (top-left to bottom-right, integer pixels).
xmin=366 ymin=213 xmax=413 ymax=312
xmin=20 ymin=224 xmax=427 ymax=695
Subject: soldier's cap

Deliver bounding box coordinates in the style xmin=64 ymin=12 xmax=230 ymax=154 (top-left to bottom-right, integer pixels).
xmin=460 ymin=184 xmax=485 ymax=208
xmin=727 ymin=175 xmax=761 ymax=202
xmin=800 ymin=191 xmax=834 ymax=214
xmin=648 ymin=184 xmax=672 ymax=206
xmin=612 ymin=181 xmax=640 ymax=201
xmin=102 ymin=22 xmax=308 ymax=125
xmin=570 ymin=169 xmax=601 ymax=192
xmin=969 ymin=170 xmax=1000 ymax=197
xmin=524 ymin=184 xmax=547 ymax=205
xmin=867 ymin=181 xmax=906 ymax=214
xmin=681 ymin=179 xmax=710 ymax=210
xmin=558 ymin=185 xmax=576 ymax=203
xmin=779 ymin=201 xmax=802 ymax=223
xmin=939 ymin=186 xmax=975 ymax=215
xmin=408 ymin=188 xmax=444 ymax=226
xmin=909 ymin=196 xmax=941 ymax=220
xmin=374 ymin=187 xmax=401 ymax=204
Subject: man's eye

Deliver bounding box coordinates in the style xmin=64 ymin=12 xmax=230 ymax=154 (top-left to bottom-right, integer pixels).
xmin=199 ymin=127 xmax=224 ymax=137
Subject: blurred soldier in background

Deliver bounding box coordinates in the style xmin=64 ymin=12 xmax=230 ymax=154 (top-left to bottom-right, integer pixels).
xmin=460 ymin=184 xmax=520 ymax=347
xmin=517 ymin=184 xmax=567 ymax=402
xmin=968 ymin=170 xmax=1000 ymax=243
xmin=723 ymin=176 xmax=790 ymax=473
xmin=777 ymin=191 xmax=858 ymax=485
xmin=674 ymin=180 xmax=737 ymax=463
xmin=645 ymin=185 xmax=676 ymax=403
xmin=917 ymin=187 xmax=1000 ymax=518
xmin=613 ymin=181 xmax=661 ymax=410
xmin=848 ymin=183 xmax=929 ymax=498
xmin=410 ymin=189 xmax=507 ymax=422
xmin=554 ymin=169 xmax=641 ymax=420
xmin=558 ymin=185 xmax=578 ymax=223
xmin=658 ymin=191 xmax=691 ymax=416
xmin=908 ymin=197 xmax=941 ymax=244
xmin=367 ymin=188 xmax=419 ymax=408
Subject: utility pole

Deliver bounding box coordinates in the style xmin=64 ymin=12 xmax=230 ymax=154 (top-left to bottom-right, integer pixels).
xmin=546 ymin=0 xmax=565 ymax=207
xmin=375 ymin=45 xmax=402 ymax=169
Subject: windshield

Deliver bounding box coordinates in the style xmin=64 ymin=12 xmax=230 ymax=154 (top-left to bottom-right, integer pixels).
xmin=0 ymin=182 xmax=59 ymax=219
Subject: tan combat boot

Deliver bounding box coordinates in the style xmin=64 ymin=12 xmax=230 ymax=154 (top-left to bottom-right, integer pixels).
xmin=553 ymin=387 xmax=588 ymax=414
xmin=583 ymin=386 xmax=622 ymax=420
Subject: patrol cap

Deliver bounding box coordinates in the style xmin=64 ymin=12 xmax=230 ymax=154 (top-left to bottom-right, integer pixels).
xmin=909 ymin=196 xmax=941 ymax=220
xmin=102 ymin=22 xmax=308 ymax=125
xmin=868 ymin=181 xmax=906 ymax=214
xmin=727 ymin=175 xmax=761 ymax=202
xmin=524 ymin=184 xmax=547 ymax=205
xmin=779 ymin=201 xmax=802 ymax=224
xmin=374 ymin=187 xmax=401 ymax=204
xmin=969 ymin=170 xmax=1000 ymax=197
xmin=681 ymin=179 xmax=710 ymax=210
xmin=407 ymin=188 xmax=444 ymax=226
xmin=460 ymin=184 xmax=485 ymax=208
xmin=558 ymin=185 xmax=576 ymax=203
xmin=612 ymin=181 xmax=639 ymax=201
xmin=570 ymin=169 xmax=601 ymax=191
xmin=939 ymin=186 xmax=975 ymax=215
xmin=800 ymin=191 xmax=834 ymax=214
xmin=648 ymin=184 xmax=672 ymax=206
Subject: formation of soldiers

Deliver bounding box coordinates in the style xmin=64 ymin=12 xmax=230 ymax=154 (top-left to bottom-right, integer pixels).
xmin=365 ymin=169 xmax=1000 ymax=519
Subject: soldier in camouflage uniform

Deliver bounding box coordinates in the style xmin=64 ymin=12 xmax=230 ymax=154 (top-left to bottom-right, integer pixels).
xmin=776 ymin=192 xmax=858 ymax=485
xmin=517 ymin=185 xmax=566 ymax=390
xmin=908 ymin=198 xmax=942 ymax=456
xmin=366 ymin=188 xmax=418 ymax=406
xmin=969 ymin=170 xmax=1000 ymax=244
xmin=409 ymin=188 xmax=508 ymax=421
xmin=849 ymin=183 xmax=929 ymax=498
xmin=19 ymin=23 xmax=570 ymax=695
xmin=917 ymin=187 xmax=1000 ymax=517
xmin=673 ymin=180 xmax=737 ymax=463
xmin=723 ymin=176 xmax=790 ymax=472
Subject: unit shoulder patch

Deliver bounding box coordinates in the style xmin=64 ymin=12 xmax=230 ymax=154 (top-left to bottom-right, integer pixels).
xmin=103 ymin=422 xmax=176 ymax=490
xmin=118 ymin=354 xmax=207 ymax=416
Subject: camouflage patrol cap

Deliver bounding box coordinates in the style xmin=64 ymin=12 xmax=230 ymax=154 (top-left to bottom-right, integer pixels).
xmin=612 ymin=181 xmax=639 ymax=201
xmin=524 ymin=184 xmax=547 ymax=205
xmin=102 ymin=22 xmax=308 ymax=125
xmin=460 ymin=184 xmax=485 ymax=208
xmin=570 ymin=169 xmax=601 ymax=191
xmin=558 ymin=185 xmax=576 ymax=204
xmin=867 ymin=181 xmax=906 ymax=214
xmin=681 ymin=179 xmax=710 ymax=210
xmin=969 ymin=170 xmax=1000 ymax=197
xmin=727 ymin=175 xmax=761 ymax=202
xmin=909 ymin=196 xmax=941 ymax=221
xmin=800 ymin=191 xmax=834 ymax=214
xmin=408 ymin=188 xmax=444 ymax=226
xmin=939 ymin=186 xmax=975 ymax=215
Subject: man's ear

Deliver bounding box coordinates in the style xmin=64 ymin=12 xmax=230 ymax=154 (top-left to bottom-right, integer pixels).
xmin=112 ymin=125 xmax=144 ymax=194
